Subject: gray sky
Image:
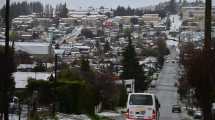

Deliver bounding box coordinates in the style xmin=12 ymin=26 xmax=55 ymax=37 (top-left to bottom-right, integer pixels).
xmin=0 ymin=0 xmax=213 ymax=9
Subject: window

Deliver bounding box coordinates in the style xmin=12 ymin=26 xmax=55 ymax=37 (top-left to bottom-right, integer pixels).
xmin=129 ymin=94 xmax=153 ymax=105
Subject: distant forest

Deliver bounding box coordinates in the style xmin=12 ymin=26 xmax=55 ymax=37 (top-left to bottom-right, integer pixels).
xmin=0 ymin=2 xmax=43 ymax=20
xmin=112 ymin=0 xmax=178 ymax=18
xmin=113 ymin=6 xmax=168 ymax=18
xmin=0 ymin=0 xmax=179 ymax=21
xmin=0 ymin=1 xmax=68 ymax=22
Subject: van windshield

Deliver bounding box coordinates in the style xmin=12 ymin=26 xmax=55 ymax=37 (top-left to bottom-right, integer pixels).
xmin=129 ymin=94 xmax=153 ymax=105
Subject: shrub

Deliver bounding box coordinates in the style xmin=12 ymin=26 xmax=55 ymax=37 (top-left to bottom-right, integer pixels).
xmin=26 ymin=79 xmax=97 ymax=114
xmin=56 ymin=81 xmax=96 ymax=114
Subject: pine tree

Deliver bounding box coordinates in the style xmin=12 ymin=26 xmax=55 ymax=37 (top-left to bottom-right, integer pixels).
xmin=0 ymin=0 xmax=16 ymax=119
xmin=169 ymin=0 xmax=177 ymax=14
xmin=55 ymin=3 xmax=68 ymax=18
xmin=166 ymin=16 xmax=171 ymax=30
xmin=103 ymin=41 xmax=111 ymax=53
xmin=121 ymin=33 xmax=147 ymax=92
xmin=44 ymin=4 xmax=53 ymax=18
xmin=80 ymin=58 xmax=90 ymax=72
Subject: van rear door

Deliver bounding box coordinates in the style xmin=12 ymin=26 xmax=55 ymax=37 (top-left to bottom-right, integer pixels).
xmin=128 ymin=94 xmax=155 ymax=119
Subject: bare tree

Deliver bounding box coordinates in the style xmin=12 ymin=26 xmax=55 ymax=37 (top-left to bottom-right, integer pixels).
xmin=204 ymin=0 xmax=212 ymax=50
xmin=185 ymin=0 xmax=214 ymax=120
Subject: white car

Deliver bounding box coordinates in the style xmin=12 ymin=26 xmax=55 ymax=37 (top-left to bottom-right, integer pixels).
xmin=126 ymin=93 xmax=160 ymax=120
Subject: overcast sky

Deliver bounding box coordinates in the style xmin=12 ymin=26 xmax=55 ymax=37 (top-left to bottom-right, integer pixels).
xmin=0 ymin=0 xmax=214 ymax=9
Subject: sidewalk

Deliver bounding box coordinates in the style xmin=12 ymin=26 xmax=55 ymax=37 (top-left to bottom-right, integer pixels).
xmin=96 ymin=108 xmax=126 ymax=120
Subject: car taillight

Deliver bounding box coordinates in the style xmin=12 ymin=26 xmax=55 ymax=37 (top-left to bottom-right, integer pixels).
xmin=152 ymin=110 xmax=156 ymax=120
xmin=124 ymin=109 xmax=129 ymax=118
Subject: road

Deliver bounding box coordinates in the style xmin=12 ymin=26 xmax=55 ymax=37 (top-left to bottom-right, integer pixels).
xmin=154 ymin=14 xmax=190 ymax=120
xmin=154 ymin=46 xmax=183 ymax=120
xmin=111 ymin=46 xmax=191 ymax=120
xmin=152 ymin=44 xmax=192 ymax=120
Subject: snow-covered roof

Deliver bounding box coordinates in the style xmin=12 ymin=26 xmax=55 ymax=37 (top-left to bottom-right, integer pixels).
xmin=14 ymin=42 xmax=50 ymax=55
xmin=166 ymin=40 xmax=178 ymax=46
xmin=141 ymin=56 xmax=157 ymax=64
xmin=17 ymin=64 xmax=36 ymax=69
xmin=14 ymin=72 xmax=52 ymax=88
xmin=115 ymin=79 xmax=134 ymax=84
xmin=74 ymin=45 xmax=90 ymax=49
xmin=180 ymin=31 xmax=204 ymax=42
xmin=54 ymin=49 xmax=65 ymax=55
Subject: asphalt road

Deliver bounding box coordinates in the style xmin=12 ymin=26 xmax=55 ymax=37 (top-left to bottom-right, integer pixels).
xmin=113 ymin=46 xmax=191 ymax=120
xmin=145 ymin=43 xmax=193 ymax=120
xmin=153 ymin=46 xmax=186 ymax=120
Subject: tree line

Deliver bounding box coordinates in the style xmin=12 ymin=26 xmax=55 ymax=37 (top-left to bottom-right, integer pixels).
xmin=177 ymin=0 xmax=215 ymax=120
xmin=15 ymin=57 xmax=126 ymax=119
xmin=113 ymin=0 xmax=178 ymax=18
xmin=113 ymin=6 xmax=144 ymax=16
xmin=0 ymin=1 xmax=69 ymax=23
xmin=0 ymin=2 xmax=43 ymax=21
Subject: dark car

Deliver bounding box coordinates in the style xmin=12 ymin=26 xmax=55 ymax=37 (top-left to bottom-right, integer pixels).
xmin=193 ymin=111 xmax=203 ymax=120
xmin=172 ymin=105 xmax=181 ymax=113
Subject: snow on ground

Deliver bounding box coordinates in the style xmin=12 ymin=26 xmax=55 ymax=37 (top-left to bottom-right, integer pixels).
xmin=14 ymin=72 xmax=51 ymax=88
xmin=166 ymin=40 xmax=178 ymax=47
xmin=180 ymin=31 xmax=204 ymax=42
xmin=97 ymin=111 xmax=122 ymax=117
xmin=57 ymin=113 xmax=91 ymax=120
xmin=170 ymin=15 xmax=182 ymax=32
xmin=9 ymin=113 xmax=91 ymax=120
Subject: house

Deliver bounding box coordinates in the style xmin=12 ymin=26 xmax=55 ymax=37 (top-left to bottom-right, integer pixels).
xmin=14 ymin=72 xmax=52 ymax=89
xmin=181 ymin=7 xmax=215 ymax=21
xmin=140 ymin=57 xmax=158 ymax=72
xmin=181 ymin=6 xmax=215 ymax=31
xmin=68 ymin=10 xmax=89 ymax=18
xmin=60 ymin=17 xmax=79 ymax=25
xmin=12 ymin=15 xmax=34 ymax=25
xmin=17 ymin=64 xmax=36 ymax=72
xmin=115 ymin=79 xmax=135 ymax=93
xmin=119 ymin=16 xmax=139 ymax=25
xmin=0 ymin=41 xmax=54 ymax=60
xmin=141 ymin=14 xmax=161 ymax=26
xmin=35 ymin=18 xmax=52 ymax=27
xmin=15 ymin=42 xmax=54 ymax=58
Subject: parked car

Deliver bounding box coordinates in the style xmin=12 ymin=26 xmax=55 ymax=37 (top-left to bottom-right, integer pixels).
xmin=150 ymin=80 xmax=157 ymax=88
xmin=126 ymin=93 xmax=160 ymax=120
xmin=193 ymin=111 xmax=203 ymax=120
xmin=172 ymin=105 xmax=181 ymax=113
xmin=9 ymin=96 xmax=19 ymax=114
xmin=171 ymin=60 xmax=176 ymax=63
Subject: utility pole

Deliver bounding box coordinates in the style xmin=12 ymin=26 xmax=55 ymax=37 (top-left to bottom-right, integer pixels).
xmin=52 ymin=54 xmax=57 ymax=116
xmin=203 ymin=0 xmax=212 ymax=120
xmin=3 ymin=0 xmax=10 ymax=120
xmin=5 ymin=0 xmax=10 ymax=55
xmin=204 ymin=0 xmax=212 ymax=50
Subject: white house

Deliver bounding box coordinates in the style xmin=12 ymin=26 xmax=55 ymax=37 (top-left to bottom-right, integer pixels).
xmin=115 ymin=79 xmax=135 ymax=93
xmin=14 ymin=72 xmax=52 ymax=89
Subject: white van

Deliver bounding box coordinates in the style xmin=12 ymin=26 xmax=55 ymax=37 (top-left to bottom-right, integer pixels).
xmin=126 ymin=93 xmax=160 ymax=120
